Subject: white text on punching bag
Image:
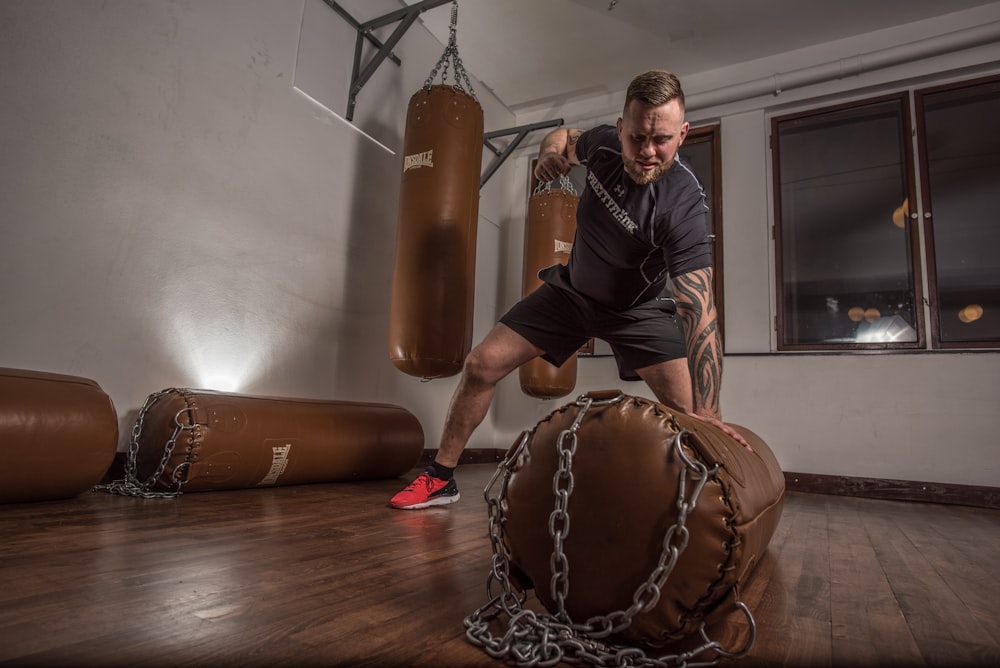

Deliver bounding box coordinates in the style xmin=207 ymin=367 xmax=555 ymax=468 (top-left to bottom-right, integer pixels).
xmin=404 ymin=149 xmax=434 ymax=172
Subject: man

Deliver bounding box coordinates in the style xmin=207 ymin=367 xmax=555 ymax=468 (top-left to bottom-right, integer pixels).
xmin=391 ymin=69 xmax=745 ymax=510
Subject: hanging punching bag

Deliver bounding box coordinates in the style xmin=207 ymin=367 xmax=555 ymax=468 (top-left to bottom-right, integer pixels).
xmin=519 ymin=179 xmax=579 ymax=399
xmin=388 ymin=85 xmax=483 ymax=379
xmin=388 ymin=3 xmax=484 ymax=380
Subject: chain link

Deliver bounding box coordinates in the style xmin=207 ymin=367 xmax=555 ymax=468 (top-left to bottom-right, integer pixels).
xmin=94 ymin=389 xmax=194 ymax=499
xmin=464 ymin=392 xmax=757 ymax=667
xmin=422 ymin=0 xmax=477 ymax=99
xmin=534 ymin=173 xmax=578 ymax=197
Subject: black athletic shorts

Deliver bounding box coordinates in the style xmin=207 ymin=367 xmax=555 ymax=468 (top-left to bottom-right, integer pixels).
xmin=500 ymin=265 xmax=686 ymax=381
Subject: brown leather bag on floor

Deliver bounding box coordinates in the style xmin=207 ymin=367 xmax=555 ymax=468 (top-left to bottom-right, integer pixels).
xmin=466 ymin=390 xmax=786 ymax=663
xmin=0 ymin=367 xmax=119 ymax=503
xmin=105 ymin=388 xmax=424 ymax=497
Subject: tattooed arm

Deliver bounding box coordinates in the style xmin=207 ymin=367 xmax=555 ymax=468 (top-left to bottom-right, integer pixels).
xmin=671 ymin=268 xmax=751 ymax=449
xmin=534 ymin=127 xmax=582 ymax=182
xmin=671 ymin=267 xmax=722 ymax=418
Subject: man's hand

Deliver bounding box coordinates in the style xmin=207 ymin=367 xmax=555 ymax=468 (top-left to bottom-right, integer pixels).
xmin=534 ymin=151 xmax=571 ymax=183
xmin=687 ymin=413 xmax=753 ymax=452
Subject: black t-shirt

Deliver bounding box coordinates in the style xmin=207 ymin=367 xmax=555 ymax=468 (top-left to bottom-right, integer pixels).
xmin=552 ymin=125 xmax=712 ymax=310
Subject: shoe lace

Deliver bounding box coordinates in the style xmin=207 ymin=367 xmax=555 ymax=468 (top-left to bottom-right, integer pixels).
xmin=401 ymin=472 xmax=433 ymax=494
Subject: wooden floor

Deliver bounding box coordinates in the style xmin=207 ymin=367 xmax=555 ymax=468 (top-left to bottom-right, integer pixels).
xmin=1 ymin=464 xmax=999 ymax=668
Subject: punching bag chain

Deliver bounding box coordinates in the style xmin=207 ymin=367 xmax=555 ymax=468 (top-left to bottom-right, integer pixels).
xmin=534 ymin=173 xmax=578 ymax=197
xmin=95 ymin=388 xmax=194 ymax=499
xmin=423 ymin=0 xmax=477 ymax=99
xmin=464 ymin=392 xmax=754 ymax=667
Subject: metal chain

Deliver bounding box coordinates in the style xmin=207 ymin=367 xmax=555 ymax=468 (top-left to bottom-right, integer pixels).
xmin=94 ymin=389 xmax=194 ymax=499
xmin=464 ymin=393 xmax=757 ymax=667
xmin=534 ymin=173 xmax=578 ymax=196
xmin=422 ymin=0 xmax=478 ymax=99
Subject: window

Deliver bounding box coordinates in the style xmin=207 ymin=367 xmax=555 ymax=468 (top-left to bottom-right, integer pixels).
xmin=679 ymin=125 xmax=724 ymax=343
xmin=771 ymin=75 xmax=1000 ymax=350
xmin=916 ymin=77 xmax=1000 ymax=348
xmin=527 ymin=124 xmax=725 ymax=354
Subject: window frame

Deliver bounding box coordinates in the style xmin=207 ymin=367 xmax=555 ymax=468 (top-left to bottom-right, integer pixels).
xmin=526 ymin=123 xmax=725 ymax=355
xmin=913 ymin=73 xmax=1000 ymax=350
xmin=770 ymin=92 xmax=926 ymax=352
xmin=680 ymin=124 xmax=725 ymax=346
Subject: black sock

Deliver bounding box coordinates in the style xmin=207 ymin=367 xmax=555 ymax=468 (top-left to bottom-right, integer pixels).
xmin=427 ymin=461 xmax=455 ymax=480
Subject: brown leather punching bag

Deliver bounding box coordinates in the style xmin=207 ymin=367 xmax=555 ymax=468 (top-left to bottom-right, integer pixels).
xmin=388 ymin=85 xmax=484 ymax=379
xmin=102 ymin=388 xmax=424 ymax=497
xmin=0 ymin=367 xmax=119 ymax=503
xmin=518 ymin=184 xmax=579 ymax=399
xmin=465 ymin=391 xmax=786 ymax=664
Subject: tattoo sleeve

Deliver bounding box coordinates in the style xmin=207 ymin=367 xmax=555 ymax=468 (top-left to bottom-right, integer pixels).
xmin=671 ymin=267 xmax=723 ymax=419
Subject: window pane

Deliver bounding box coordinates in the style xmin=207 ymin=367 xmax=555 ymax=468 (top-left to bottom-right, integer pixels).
xmin=921 ymin=79 xmax=1000 ymax=344
xmin=775 ymin=99 xmax=919 ymax=347
xmin=678 ymin=139 xmax=714 ymax=240
xmin=679 ymin=129 xmax=724 ymax=343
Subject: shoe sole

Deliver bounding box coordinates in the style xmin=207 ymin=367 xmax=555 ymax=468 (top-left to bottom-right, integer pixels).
xmin=391 ymin=492 xmax=461 ymax=510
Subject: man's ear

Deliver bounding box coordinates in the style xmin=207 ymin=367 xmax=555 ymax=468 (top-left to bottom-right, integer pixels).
xmin=616 ymin=117 xmax=623 ymax=137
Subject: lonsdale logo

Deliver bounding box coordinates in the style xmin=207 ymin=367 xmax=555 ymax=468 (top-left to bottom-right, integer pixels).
xmin=554 ymin=239 xmax=573 ymax=254
xmin=404 ymin=149 xmax=434 ymax=172
xmin=258 ymin=443 xmax=291 ymax=486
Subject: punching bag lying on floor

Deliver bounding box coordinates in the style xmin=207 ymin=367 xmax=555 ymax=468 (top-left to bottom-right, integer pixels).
xmin=519 ymin=179 xmax=579 ymax=399
xmin=102 ymin=388 xmax=424 ymax=497
xmin=0 ymin=367 xmax=119 ymax=503
xmin=465 ymin=390 xmax=786 ymax=666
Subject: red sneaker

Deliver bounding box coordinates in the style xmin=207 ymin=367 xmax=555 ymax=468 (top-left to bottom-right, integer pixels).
xmin=390 ymin=469 xmax=460 ymax=509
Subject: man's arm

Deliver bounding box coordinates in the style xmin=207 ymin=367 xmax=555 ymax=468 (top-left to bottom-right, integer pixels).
xmin=672 ymin=266 xmax=752 ymax=449
xmin=670 ymin=266 xmax=722 ymax=419
xmin=534 ymin=127 xmax=583 ymax=182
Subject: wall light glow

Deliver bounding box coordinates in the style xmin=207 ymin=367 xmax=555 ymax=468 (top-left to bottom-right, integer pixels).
xmin=161 ymin=290 xmax=273 ymax=394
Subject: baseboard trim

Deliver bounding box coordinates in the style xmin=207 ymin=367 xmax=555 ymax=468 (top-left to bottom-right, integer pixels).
xmin=783 ymin=471 xmax=1000 ymax=510
xmin=417 ymin=448 xmax=507 ymax=467
xmin=420 ymin=449 xmax=1000 ymax=510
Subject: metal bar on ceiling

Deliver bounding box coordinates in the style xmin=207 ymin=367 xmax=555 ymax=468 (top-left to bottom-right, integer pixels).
xmin=322 ymin=0 xmax=453 ymax=121
xmin=320 ymin=0 xmax=401 ymax=67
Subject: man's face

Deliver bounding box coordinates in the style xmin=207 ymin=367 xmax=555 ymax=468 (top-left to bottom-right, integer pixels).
xmin=616 ymin=98 xmax=689 ymax=185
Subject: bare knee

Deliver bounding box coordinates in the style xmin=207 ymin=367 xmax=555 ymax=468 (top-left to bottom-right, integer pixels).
xmin=461 ymin=325 xmax=540 ymax=387
xmin=461 ymin=344 xmax=509 ymax=387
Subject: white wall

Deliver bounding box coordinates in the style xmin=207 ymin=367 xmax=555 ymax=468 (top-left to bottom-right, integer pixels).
xmin=0 ymin=0 xmax=517 ymax=455
xmin=493 ymin=4 xmax=1000 ymax=488
xmin=1 ymin=0 xmax=997 ymax=489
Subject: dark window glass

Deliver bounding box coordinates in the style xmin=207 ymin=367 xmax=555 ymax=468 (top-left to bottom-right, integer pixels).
xmin=530 ymin=124 xmax=725 ymax=356
xmin=918 ymin=78 xmax=1000 ymax=346
xmin=773 ymin=97 xmax=922 ymax=349
xmin=679 ymin=126 xmax=724 ymax=343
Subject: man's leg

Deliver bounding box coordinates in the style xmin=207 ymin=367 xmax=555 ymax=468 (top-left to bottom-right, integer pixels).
xmin=635 ymin=358 xmax=694 ymax=414
xmin=435 ymin=323 xmax=543 ymax=466
xmin=636 ymin=358 xmax=752 ymax=450
xmin=390 ymin=323 xmax=543 ymax=509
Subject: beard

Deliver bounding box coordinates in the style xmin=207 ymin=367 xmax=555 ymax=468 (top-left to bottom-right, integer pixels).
xmin=623 ymin=157 xmax=670 ymax=185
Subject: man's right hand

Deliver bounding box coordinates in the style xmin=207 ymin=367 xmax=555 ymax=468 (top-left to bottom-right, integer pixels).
xmin=534 ymin=151 xmax=571 ymax=183
xmin=687 ymin=413 xmax=754 ymax=452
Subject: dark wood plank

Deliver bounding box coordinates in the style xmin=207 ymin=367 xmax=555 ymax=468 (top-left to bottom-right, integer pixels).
xmin=828 ymin=501 xmax=924 ymax=666
xmin=2 ymin=466 xmax=1000 ymax=667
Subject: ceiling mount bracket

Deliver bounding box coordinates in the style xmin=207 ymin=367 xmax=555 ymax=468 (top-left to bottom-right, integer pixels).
xmin=481 ymin=119 xmax=564 ymax=187
xmin=322 ymin=0 xmax=454 ymax=121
